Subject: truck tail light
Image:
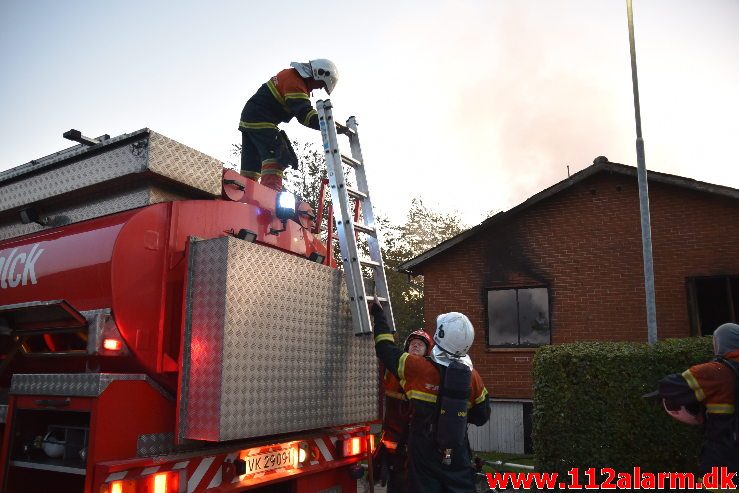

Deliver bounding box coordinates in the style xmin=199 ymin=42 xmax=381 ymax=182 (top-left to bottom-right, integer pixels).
xmin=338 ymin=436 xmax=366 ymax=458
xmin=102 ymin=480 xmax=134 ymax=493
xmin=151 ymin=472 xmax=174 ymax=493
xmin=298 ymin=442 xmax=309 ymax=465
xmin=101 ymin=471 xmax=180 ymax=493
xmin=103 ymin=338 xmax=123 ymax=351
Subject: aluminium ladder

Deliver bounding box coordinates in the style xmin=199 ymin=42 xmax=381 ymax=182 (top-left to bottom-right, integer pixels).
xmin=316 ymin=99 xmax=395 ymax=335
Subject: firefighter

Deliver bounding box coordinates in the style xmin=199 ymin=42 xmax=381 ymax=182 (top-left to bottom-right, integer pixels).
xmin=370 ymin=304 xmax=490 ymax=493
xmin=238 ymin=59 xmax=338 ymax=191
xmin=658 ymin=322 xmax=739 ymax=479
xmin=374 ymin=329 xmax=434 ymax=492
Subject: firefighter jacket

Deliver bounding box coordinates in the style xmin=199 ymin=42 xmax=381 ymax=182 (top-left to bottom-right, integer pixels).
xmin=381 ymin=370 xmax=411 ymax=454
xmin=659 ymin=350 xmax=739 ymax=476
xmin=372 ymin=304 xmax=490 ymax=492
xmin=240 ymin=68 xmax=319 ymax=132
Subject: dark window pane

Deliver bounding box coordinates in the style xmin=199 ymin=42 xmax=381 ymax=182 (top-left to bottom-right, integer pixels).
xmin=695 ymin=277 xmax=732 ymax=336
xmin=519 ymin=288 xmax=550 ymax=345
xmin=488 ymin=290 xmax=518 ymax=346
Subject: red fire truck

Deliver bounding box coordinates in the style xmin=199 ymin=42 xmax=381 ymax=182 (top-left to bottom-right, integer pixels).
xmin=0 ymin=128 xmax=379 ymax=493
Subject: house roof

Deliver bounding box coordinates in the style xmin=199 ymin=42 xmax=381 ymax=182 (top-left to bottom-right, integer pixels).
xmin=398 ymin=160 xmax=739 ymax=274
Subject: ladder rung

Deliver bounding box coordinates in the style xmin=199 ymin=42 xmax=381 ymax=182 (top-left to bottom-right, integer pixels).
xmin=360 ymin=258 xmax=381 ymax=268
xmin=335 ymin=123 xmax=356 ymax=136
xmin=352 ymin=222 xmax=375 ymax=236
xmin=367 ymin=295 xmax=388 ymax=303
xmin=346 ymin=186 xmax=367 ymax=201
xmin=341 ymin=154 xmax=362 ymax=168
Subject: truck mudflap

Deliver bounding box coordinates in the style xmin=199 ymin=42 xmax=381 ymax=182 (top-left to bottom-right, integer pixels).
xmin=93 ymin=426 xmax=371 ymax=493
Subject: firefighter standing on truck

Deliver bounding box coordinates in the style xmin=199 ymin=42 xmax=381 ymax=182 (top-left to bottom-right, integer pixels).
xmin=238 ymin=59 xmax=338 ymax=191
xmin=374 ymin=329 xmax=434 ymax=491
xmin=658 ymin=322 xmax=739 ymax=481
xmin=370 ymin=303 xmax=491 ymax=493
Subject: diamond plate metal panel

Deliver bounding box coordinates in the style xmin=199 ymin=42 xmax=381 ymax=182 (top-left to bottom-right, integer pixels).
xmin=10 ymin=373 xmax=172 ymax=399
xmin=181 ymin=237 xmax=378 ymax=442
xmin=179 ymin=237 xmax=227 ymax=441
xmin=0 ymin=185 xmax=186 ymax=241
xmin=0 ymin=129 xmax=222 ymax=241
xmin=1 ymin=139 xmax=150 ymax=212
xmin=0 ymin=129 xmax=149 ymax=183
xmin=136 ymin=433 xmax=203 ymax=457
xmin=148 ymin=131 xmax=222 ymax=196
xmin=137 ymin=433 xmax=175 ymax=457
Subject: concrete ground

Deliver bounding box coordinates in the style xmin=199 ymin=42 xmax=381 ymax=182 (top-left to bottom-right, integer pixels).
xmin=356 ymin=482 xmax=386 ymax=493
xmin=356 ymin=479 xmax=385 ymax=492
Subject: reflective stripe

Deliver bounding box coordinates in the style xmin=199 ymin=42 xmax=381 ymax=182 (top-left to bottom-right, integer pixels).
xmin=682 ymin=369 xmax=706 ymax=402
xmin=406 ymin=389 xmax=437 ymax=403
xmin=315 ymin=437 xmax=333 ymax=461
xmin=302 ymin=109 xmax=317 ymax=126
xmin=375 ymin=333 xmax=394 ymax=344
xmin=397 ymin=352 xmax=409 ymax=382
xmin=239 ymin=121 xmax=278 ymax=130
xmin=706 ymin=403 xmax=735 ymax=414
xmin=188 ymin=456 xmax=215 ymax=493
xmin=106 ymin=471 xmax=128 ymax=482
xmin=284 ymin=92 xmax=310 ymax=101
xmin=267 ymin=79 xmax=286 ymax=105
xmin=261 ymin=168 xmax=283 ymax=178
xmin=474 ymin=387 xmax=489 ymax=405
xmin=384 ymin=390 xmax=407 ymax=401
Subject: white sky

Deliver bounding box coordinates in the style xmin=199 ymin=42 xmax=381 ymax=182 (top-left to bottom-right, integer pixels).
xmin=1 ymin=0 xmax=738 ymax=225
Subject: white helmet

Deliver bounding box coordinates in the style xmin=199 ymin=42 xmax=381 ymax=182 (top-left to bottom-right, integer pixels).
xmin=290 ymin=59 xmax=339 ymax=94
xmin=433 ymin=312 xmax=474 ymax=358
xmin=309 ymin=59 xmax=339 ymax=94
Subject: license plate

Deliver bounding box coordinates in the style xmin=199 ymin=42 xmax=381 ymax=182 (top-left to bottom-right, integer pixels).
xmin=242 ymin=445 xmax=296 ymax=476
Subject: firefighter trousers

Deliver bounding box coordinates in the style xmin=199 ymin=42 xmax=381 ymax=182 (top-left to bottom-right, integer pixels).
xmin=408 ymin=435 xmax=476 ymax=493
xmin=240 ymin=128 xmax=298 ymax=176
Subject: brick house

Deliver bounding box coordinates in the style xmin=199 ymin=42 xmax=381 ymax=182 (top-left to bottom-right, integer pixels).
xmin=398 ymin=160 xmax=739 ymax=453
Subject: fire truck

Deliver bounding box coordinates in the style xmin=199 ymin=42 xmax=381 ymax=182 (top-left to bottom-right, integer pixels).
xmin=0 ymin=106 xmax=390 ymax=493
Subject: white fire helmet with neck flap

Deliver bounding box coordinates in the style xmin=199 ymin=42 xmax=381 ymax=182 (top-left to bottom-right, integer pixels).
xmin=431 ymin=312 xmax=474 ymax=368
xmin=290 ymin=59 xmax=339 ymax=94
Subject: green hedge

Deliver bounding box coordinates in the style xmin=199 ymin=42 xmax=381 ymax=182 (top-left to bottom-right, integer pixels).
xmin=532 ymin=337 xmax=713 ymax=476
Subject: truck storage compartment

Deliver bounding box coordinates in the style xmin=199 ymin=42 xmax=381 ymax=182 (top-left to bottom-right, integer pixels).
xmin=0 ymin=129 xmax=223 ymax=241
xmin=178 ymin=236 xmax=379 ymax=442
xmin=5 ymin=407 xmax=89 ymax=493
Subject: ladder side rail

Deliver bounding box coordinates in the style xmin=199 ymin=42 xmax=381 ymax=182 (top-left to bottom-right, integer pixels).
xmin=317 ymin=101 xmax=373 ymax=335
xmin=346 ymin=117 xmax=396 ymax=331
xmin=326 ymin=200 xmax=336 ymax=268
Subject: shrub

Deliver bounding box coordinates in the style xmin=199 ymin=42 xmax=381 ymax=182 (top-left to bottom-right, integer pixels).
xmin=533 ymin=337 xmax=713 ymax=477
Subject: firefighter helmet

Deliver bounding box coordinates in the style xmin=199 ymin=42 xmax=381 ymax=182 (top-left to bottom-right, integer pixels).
xmin=309 ymin=59 xmax=339 ymax=94
xmin=713 ymin=322 xmax=739 ymax=356
xmin=404 ymin=329 xmax=433 ymax=356
xmin=433 ymin=312 xmax=474 ymax=358
xmin=290 ymin=59 xmax=339 ymax=94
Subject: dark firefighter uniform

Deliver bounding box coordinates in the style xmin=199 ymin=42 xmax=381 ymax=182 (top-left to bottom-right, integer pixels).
xmin=372 ymin=305 xmax=490 ymax=493
xmin=238 ymin=68 xmax=320 ymax=181
xmin=659 ymin=350 xmax=739 ymax=477
xmin=377 ymin=370 xmax=412 ymax=491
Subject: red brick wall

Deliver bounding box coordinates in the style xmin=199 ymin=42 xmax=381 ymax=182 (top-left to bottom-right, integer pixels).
xmin=419 ymin=172 xmax=739 ymax=399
